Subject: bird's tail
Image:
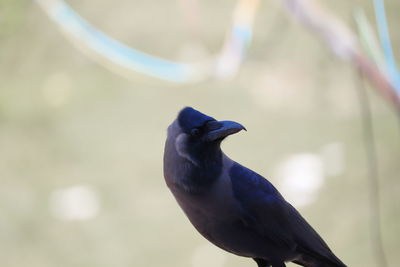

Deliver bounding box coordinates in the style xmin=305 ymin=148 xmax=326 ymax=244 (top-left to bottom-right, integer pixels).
xmin=296 ymin=246 xmax=347 ymax=267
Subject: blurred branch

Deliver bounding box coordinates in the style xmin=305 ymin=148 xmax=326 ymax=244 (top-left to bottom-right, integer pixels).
xmin=278 ymin=0 xmax=400 ymax=111
xmin=354 ymin=9 xmax=386 ymax=75
xmin=355 ymin=72 xmax=389 ymax=267
xmin=278 ymin=0 xmax=394 ymax=266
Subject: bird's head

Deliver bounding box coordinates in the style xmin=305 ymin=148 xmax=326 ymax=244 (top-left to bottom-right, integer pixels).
xmin=166 ymin=107 xmax=246 ymax=165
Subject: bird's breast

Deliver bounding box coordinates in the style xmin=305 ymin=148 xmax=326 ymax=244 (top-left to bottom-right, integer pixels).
xmin=171 ymin=160 xmax=240 ymax=225
xmin=168 ymin=157 xmax=245 ymax=243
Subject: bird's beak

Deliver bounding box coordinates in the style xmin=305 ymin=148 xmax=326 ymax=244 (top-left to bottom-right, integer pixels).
xmin=205 ymin=120 xmax=246 ymax=142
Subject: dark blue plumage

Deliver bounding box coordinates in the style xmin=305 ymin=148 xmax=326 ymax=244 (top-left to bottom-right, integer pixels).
xmin=178 ymin=107 xmax=215 ymax=133
xmin=163 ymin=107 xmax=346 ymax=267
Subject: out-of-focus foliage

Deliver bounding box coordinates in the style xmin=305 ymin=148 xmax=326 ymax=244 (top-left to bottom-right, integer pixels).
xmin=0 ymin=1 xmax=399 ymax=267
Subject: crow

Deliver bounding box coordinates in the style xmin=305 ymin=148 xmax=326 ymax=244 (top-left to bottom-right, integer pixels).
xmin=163 ymin=107 xmax=346 ymax=267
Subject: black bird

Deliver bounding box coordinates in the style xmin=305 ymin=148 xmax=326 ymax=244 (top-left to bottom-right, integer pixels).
xmin=163 ymin=107 xmax=346 ymax=267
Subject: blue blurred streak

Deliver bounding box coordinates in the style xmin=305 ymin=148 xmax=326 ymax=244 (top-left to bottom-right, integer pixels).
xmin=43 ymin=0 xmax=197 ymax=83
xmin=374 ymin=0 xmax=400 ymax=94
xmin=36 ymin=0 xmax=258 ymax=83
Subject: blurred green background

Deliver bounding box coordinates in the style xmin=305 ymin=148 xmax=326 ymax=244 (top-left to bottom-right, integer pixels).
xmin=1 ymin=1 xmax=399 ymax=267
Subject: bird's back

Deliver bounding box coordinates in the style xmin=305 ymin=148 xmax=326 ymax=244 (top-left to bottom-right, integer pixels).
xmin=229 ymin=161 xmax=346 ymax=267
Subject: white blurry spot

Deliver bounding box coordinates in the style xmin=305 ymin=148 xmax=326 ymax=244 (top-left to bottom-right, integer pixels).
xmin=215 ymin=50 xmax=240 ymax=79
xmin=50 ymin=185 xmax=100 ymax=221
xmin=42 ymin=72 xmax=72 ymax=107
xmin=192 ymin=243 xmax=227 ymax=267
xmin=276 ymin=153 xmax=324 ymax=207
xmin=320 ymin=142 xmax=346 ymax=177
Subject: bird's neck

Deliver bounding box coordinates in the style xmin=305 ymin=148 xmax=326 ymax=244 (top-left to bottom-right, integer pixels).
xmin=169 ymin=145 xmax=223 ymax=194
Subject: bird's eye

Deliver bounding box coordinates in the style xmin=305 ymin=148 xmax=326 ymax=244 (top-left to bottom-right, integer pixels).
xmin=191 ymin=128 xmax=200 ymax=137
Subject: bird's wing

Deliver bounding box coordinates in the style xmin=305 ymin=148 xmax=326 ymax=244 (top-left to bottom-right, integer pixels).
xmin=229 ymin=162 xmax=346 ymax=266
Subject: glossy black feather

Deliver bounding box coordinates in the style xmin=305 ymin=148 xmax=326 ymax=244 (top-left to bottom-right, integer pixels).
xmin=178 ymin=107 xmax=215 ymax=133
xmin=230 ymin=163 xmax=346 ymax=267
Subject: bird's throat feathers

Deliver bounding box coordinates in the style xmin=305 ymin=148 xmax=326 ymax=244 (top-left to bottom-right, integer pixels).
xmin=164 ymin=132 xmax=223 ymax=193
